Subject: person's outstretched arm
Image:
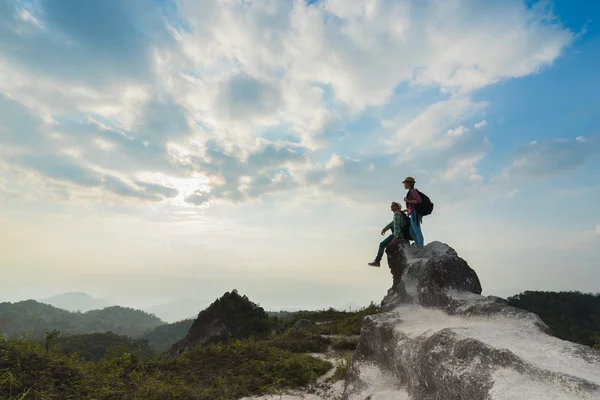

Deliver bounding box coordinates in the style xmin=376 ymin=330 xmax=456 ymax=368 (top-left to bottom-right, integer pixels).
xmin=381 ymin=221 xmax=393 ymax=235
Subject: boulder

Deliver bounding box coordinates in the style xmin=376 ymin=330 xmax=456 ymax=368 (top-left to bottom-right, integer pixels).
xmin=344 ymin=241 xmax=600 ymax=400
xmin=293 ymin=319 xmax=315 ymax=330
xmin=164 ymin=318 xmax=228 ymax=359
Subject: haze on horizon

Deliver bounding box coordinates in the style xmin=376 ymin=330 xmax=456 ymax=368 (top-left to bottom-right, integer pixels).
xmin=1 ymin=0 xmax=599 ymax=311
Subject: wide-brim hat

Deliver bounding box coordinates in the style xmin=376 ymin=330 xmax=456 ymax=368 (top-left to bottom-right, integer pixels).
xmin=402 ymin=176 xmax=416 ymax=184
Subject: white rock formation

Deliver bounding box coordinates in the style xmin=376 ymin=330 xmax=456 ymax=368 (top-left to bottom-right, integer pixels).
xmin=344 ymin=242 xmax=600 ymax=400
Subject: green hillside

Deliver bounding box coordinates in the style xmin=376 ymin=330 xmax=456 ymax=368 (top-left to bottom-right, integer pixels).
xmin=507 ymin=291 xmax=600 ymax=347
xmin=54 ymin=331 xmax=154 ymax=362
xmin=0 ymin=300 xmax=164 ymax=339
xmin=141 ymin=318 xmax=194 ymax=352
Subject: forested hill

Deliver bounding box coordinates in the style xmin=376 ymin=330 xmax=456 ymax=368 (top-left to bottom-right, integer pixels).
xmin=507 ymin=290 xmax=600 ymax=347
xmin=0 ymin=300 xmax=164 ymax=338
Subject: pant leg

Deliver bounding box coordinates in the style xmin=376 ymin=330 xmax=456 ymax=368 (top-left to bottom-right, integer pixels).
xmin=376 ymin=235 xmax=395 ymax=261
xmin=410 ymin=210 xmax=424 ymax=247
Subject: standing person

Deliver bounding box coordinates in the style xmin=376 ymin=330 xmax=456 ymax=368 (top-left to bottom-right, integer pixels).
xmin=403 ymin=176 xmax=425 ymax=254
xmin=368 ymin=202 xmax=408 ymax=267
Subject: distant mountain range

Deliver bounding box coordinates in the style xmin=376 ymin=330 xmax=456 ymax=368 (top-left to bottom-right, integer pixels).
xmin=39 ymin=292 xmax=113 ymax=312
xmin=0 ymin=300 xmax=164 ymax=338
xmin=37 ymin=292 xmax=206 ymax=323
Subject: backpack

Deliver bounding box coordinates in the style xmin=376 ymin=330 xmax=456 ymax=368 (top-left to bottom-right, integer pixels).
xmin=408 ymin=189 xmax=434 ymax=216
xmin=401 ymin=213 xmax=413 ymax=240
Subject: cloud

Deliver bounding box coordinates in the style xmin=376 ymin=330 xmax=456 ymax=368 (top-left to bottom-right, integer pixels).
xmin=136 ymin=181 xmax=179 ymax=199
xmin=103 ymin=175 xmax=161 ymax=201
xmin=17 ymin=154 xmax=103 ymax=188
xmin=10 ymin=152 xmax=180 ymax=203
xmin=387 ymin=98 xmax=488 ymax=154
xmin=183 ymin=139 xmax=311 ymax=205
xmin=0 ymin=0 xmax=578 ymax=209
xmin=447 ymin=126 xmax=469 ymax=137
xmin=135 ymin=96 xmax=191 ymax=143
xmin=246 ymin=143 xmax=307 ymax=170
xmin=560 ymin=224 xmax=600 ymax=250
xmin=215 ymin=73 xmax=282 ymax=122
xmin=501 ymin=136 xmax=600 ymax=179
xmin=1 ymin=0 xmax=171 ymax=85
xmin=185 ymin=191 xmax=211 ymax=206
xmin=474 ymin=120 xmax=488 ymax=129
xmin=171 ymin=0 xmax=573 ymax=146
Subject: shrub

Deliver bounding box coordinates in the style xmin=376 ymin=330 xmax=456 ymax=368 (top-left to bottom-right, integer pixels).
xmin=0 ymin=334 xmax=332 ymax=400
xmin=329 ymin=354 xmax=352 ymax=383
xmin=314 ymin=303 xmax=379 ymax=336
xmin=267 ymin=329 xmax=331 ymax=353
xmin=55 ymin=331 xmax=154 ymax=361
xmin=331 ymin=338 xmax=359 ymax=352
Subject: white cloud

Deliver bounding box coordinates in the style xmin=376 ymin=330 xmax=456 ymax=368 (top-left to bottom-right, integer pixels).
xmin=474 ymin=120 xmax=488 ymax=129
xmin=505 ymin=189 xmax=521 ymax=199
xmin=173 ymin=0 xmax=573 ymax=137
xmin=500 ymin=137 xmax=600 ymax=180
xmin=559 ymin=224 xmax=600 ymax=250
xmin=442 ymin=154 xmax=485 ymax=183
xmin=19 ymin=10 xmax=43 ymax=29
xmin=387 ymin=97 xmax=488 ymax=155
xmin=448 ymin=126 xmax=469 ymax=137
xmin=94 ymin=138 xmax=117 ymax=151
xmin=325 ymin=154 xmax=344 ymax=170
xmin=0 ymin=0 xmax=577 ymax=208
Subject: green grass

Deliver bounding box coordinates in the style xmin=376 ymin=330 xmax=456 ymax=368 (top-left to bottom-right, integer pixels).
xmin=267 ymin=328 xmax=332 ymax=353
xmin=329 ymin=354 xmax=352 ymax=383
xmin=297 ymin=303 xmax=379 ymax=336
xmin=0 ymin=298 xmax=381 ymax=399
xmin=0 ymin=335 xmax=332 ymax=400
xmin=0 ymin=371 xmax=31 ymax=400
xmin=54 ymin=331 xmax=154 ymax=361
xmin=331 ymin=338 xmax=359 ymax=352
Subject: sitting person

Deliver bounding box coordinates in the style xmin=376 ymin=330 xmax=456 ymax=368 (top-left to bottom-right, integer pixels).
xmin=368 ymin=201 xmax=410 ymax=267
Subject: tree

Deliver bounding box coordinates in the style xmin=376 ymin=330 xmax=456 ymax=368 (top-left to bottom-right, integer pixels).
xmin=507 ymin=291 xmax=600 ymax=347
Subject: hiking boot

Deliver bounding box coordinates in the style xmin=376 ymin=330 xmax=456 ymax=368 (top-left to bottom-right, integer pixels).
xmin=368 ymin=261 xmax=381 ymax=267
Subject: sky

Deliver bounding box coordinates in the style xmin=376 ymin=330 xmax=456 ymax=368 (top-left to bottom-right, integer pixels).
xmin=1 ymin=0 xmax=599 ymax=312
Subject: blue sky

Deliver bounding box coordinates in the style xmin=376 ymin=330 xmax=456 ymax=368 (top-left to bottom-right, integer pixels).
xmin=0 ymin=0 xmax=599 ymax=311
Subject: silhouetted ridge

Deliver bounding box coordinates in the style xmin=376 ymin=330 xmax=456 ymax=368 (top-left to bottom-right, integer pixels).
xmin=165 ymin=289 xmax=275 ymax=358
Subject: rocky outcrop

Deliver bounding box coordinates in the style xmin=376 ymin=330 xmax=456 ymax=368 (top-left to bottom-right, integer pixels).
xmin=293 ymin=319 xmax=315 ymax=330
xmin=164 ymin=290 xmax=274 ymax=359
xmin=164 ymin=318 xmax=228 ymax=359
xmin=344 ymin=242 xmax=600 ymax=400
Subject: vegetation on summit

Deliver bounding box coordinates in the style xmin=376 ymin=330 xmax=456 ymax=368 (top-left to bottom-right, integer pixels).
xmin=184 ymin=290 xmax=277 ymax=344
xmin=507 ymin=291 xmax=600 ymax=347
